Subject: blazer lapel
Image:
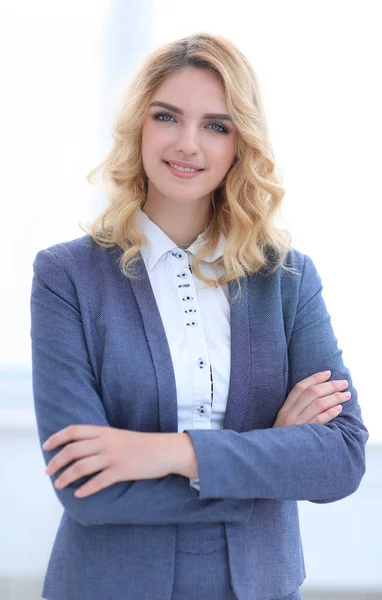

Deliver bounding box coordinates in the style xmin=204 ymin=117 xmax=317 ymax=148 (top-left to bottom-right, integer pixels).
xmin=226 ymin=272 xmax=288 ymax=431
xmin=128 ymin=255 xmax=178 ymax=433
xmin=223 ymin=277 xmax=251 ymax=432
xmin=128 ymin=253 xmax=255 ymax=435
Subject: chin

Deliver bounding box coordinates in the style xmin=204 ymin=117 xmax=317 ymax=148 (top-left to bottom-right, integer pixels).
xmin=157 ymin=183 xmax=209 ymax=203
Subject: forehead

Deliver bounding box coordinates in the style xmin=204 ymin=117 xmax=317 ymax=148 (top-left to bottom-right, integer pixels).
xmin=151 ymin=67 xmax=228 ymax=112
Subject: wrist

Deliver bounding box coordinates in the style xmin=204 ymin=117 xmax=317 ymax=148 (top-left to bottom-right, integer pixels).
xmin=167 ymin=432 xmax=199 ymax=478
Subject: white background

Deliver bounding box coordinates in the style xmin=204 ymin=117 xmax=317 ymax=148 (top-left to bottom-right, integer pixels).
xmin=1 ymin=0 xmax=380 ymax=439
xmin=0 ymin=1 xmax=381 ymax=596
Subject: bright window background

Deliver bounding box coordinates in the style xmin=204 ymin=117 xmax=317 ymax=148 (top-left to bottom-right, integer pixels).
xmin=0 ymin=0 xmax=381 ymax=442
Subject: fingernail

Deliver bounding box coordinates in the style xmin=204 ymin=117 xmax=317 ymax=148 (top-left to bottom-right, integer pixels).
xmin=343 ymin=392 xmax=351 ymax=399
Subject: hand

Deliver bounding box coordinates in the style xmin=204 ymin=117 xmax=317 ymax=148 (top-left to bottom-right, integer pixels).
xmin=273 ymin=370 xmax=351 ymax=428
xmin=43 ymin=425 xmax=177 ymax=498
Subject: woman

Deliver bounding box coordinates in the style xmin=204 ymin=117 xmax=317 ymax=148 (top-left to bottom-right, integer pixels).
xmin=31 ymin=33 xmax=368 ymax=600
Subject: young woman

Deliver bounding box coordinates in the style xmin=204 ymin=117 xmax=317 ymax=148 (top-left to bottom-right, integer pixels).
xmin=31 ymin=33 xmax=368 ymax=600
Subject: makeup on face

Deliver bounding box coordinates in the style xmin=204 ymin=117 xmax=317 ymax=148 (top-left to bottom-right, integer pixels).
xmin=162 ymin=159 xmax=205 ymax=179
xmin=141 ymin=67 xmax=237 ymax=208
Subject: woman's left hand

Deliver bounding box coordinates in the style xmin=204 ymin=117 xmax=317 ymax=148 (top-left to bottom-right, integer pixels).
xmin=42 ymin=425 xmax=178 ymax=498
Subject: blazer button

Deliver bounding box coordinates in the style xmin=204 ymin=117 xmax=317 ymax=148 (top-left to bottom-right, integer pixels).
xmin=198 ymin=358 xmax=206 ymax=368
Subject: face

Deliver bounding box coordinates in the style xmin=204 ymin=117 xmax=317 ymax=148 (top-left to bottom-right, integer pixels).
xmin=141 ymin=67 xmax=237 ymax=207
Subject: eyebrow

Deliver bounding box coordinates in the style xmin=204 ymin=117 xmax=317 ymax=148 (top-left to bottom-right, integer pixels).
xmin=148 ymin=101 xmax=232 ymax=122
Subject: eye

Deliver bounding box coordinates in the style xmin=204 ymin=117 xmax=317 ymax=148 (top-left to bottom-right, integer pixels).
xmin=207 ymin=122 xmax=229 ymax=134
xmin=153 ymin=112 xmax=176 ymax=123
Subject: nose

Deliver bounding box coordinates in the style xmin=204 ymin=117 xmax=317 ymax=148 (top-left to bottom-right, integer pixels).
xmin=174 ymin=125 xmax=200 ymax=156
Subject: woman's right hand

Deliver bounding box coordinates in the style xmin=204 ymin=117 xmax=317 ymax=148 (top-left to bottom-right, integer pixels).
xmin=273 ymin=370 xmax=351 ymax=428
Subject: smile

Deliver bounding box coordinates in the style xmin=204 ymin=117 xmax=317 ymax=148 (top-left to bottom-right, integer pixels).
xmin=168 ymin=163 xmax=199 ymax=172
xmin=163 ymin=161 xmax=205 ymax=179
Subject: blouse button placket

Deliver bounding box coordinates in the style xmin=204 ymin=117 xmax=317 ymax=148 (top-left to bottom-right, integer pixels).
xmin=169 ymin=248 xmax=213 ymax=428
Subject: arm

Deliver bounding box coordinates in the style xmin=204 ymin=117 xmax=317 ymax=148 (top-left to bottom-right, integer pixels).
xmin=31 ymin=248 xmax=252 ymax=526
xmin=185 ymin=254 xmax=369 ymax=502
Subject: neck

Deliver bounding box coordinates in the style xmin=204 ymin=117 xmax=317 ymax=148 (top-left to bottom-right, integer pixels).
xmin=142 ymin=184 xmax=213 ymax=248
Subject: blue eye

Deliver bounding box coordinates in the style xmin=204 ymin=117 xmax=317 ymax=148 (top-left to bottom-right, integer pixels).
xmin=208 ymin=122 xmax=228 ymax=134
xmin=154 ymin=112 xmax=175 ymax=122
xmin=152 ymin=112 xmax=228 ymax=134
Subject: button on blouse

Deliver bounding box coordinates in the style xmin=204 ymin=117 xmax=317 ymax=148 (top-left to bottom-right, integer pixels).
xmin=136 ymin=209 xmax=231 ymax=490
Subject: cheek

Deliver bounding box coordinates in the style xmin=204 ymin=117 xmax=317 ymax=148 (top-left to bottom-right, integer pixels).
xmin=210 ymin=141 xmax=237 ymax=173
xmin=143 ymin=119 xmax=173 ymax=144
xmin=141 ymin=125 xmax=154 ymax=158
xmin=141 ymin=130 xmax=161 ymax=175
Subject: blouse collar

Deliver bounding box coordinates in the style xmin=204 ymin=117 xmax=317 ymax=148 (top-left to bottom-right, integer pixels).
xmin=136 ymin=208 xmax=226 ymax=272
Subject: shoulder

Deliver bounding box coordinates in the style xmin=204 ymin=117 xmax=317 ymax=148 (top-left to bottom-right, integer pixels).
xmin=262 ymin=245 xmax=320 ymax=282
xmin=278 ymin=247 xmax=323 ymax=312
xmin=283 ymin=247 xmax=321 ymax=287
xmin=257 ymin=245 xmax=305 ymax=279
xmin=34 ymin=234 xmax=101 ymax=264
xmin=31 ymin=236 xmax=128 ymax=310
xmin=32 ymin=235 xmax=123 ymax=280
xmin=254 ymin=245 xmax=323 ymax=306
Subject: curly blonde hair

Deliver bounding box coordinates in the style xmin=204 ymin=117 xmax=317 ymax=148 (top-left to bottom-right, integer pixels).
xmin=82 ymin=32 xmax=294 ymax=294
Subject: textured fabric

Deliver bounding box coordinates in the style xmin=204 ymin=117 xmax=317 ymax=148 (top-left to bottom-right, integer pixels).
xmin=171 ymin=522 xmax=235 ymax=599
xmin=30 ymin=236 xmax=369 ymax=600
xmin=136 ymin=208 xmax=231 ymax=493
xmin=172 ymin=546 xmax=237 ymax=599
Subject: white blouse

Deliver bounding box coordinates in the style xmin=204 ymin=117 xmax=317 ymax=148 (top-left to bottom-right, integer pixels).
xmin=136 ymin=208 xmax=231 ymax=490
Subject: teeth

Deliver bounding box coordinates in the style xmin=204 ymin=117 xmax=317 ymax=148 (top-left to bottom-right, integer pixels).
xmin=169 ymin=162 xmax=199 ymax=173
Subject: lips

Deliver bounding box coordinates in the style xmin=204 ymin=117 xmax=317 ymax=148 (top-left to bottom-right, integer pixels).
xmin=163 ymin=160 xmax=205 ymax=179
xmin=163 ymin=160 xmax=204 ymax=171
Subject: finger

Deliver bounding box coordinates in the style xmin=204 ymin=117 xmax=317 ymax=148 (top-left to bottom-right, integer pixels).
xmin=74 ymin=467 xmax=119 ymax=498
xmin=295 ymin=381 xmax=350 ymax=417
xmin=307 ymin=404 xmax=343 ymax=425
xmin=42 ymin=424 xmax=104 ymax=450
xmin=45 ymin=440 xmax=102 ymax=476
xmin=300 ymin=391 xmax=351 ymax=423
xmin=54 ymin=455 xmax=110 ymax=489
xmin=284 ymin=371 xmax=332 ymax=410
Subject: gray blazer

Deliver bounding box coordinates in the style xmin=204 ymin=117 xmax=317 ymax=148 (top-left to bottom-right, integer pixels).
xmin=31 ymin=236 xmax=368 ymax=600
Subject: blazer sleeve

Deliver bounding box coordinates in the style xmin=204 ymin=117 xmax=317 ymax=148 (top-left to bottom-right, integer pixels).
xmin=185 ymin=253 xmax=369 ymax=502
xmin=30 ymin=248 xmax=253 ymax=526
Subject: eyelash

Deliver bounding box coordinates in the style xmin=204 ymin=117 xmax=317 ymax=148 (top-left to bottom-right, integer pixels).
xmin=153 ymin=112 xmax=229 ymax=134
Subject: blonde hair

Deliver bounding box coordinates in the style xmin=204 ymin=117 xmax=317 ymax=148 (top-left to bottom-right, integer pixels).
xmin=82 ymin=32 xmax=294 ymax=295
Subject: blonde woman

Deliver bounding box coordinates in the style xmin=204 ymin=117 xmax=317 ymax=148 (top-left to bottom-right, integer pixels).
xmin=31 ymin=33 xmax=368 ymax=600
